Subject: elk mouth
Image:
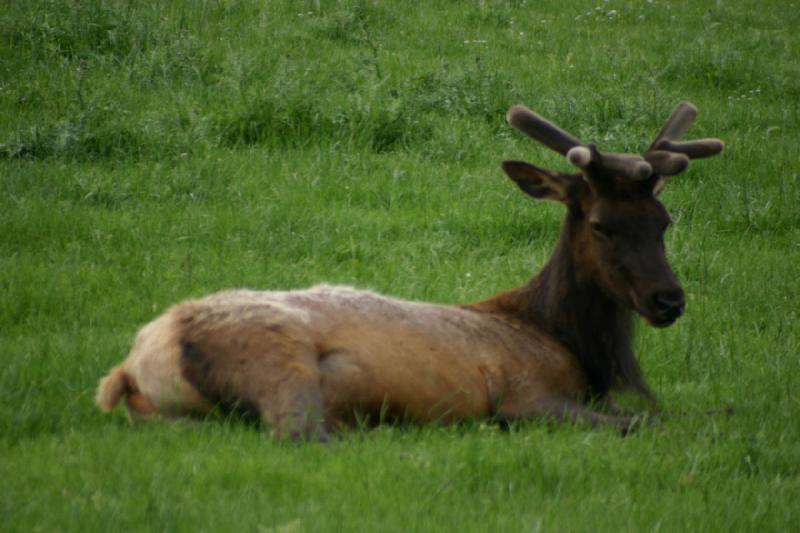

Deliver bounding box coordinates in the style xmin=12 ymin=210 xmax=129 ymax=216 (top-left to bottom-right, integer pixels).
xmin=646 ymin=311 xmax=683 ymax=328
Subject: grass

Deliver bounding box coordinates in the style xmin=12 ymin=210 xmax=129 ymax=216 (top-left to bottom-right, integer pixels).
xmin=2 ymin=0 xmax=799 ymax=530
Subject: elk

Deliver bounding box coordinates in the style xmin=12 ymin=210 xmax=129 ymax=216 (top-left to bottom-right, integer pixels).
xmin=97 ymin=102 xmax=723 ymax=440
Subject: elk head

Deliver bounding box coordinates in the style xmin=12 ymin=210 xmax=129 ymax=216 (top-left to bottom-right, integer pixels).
xmin=503 ymin=102 xmax=723 ymax=327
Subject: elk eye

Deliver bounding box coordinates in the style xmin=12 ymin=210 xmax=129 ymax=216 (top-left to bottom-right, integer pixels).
xmin=590 ymin=221 xmax=612 ymax=238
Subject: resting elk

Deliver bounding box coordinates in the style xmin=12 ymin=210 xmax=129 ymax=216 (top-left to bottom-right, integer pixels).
xmin=97 ymin=102 xmax=723 ymax=440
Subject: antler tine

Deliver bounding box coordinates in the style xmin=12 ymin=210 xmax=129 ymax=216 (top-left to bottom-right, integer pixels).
xmin=648 ymin=101 xmax=698 ymax=151
xmin=507 ymin=105 xmax=582 ymax=155
xmin=646 ymin=101 xmax=724 ymax=177
xmin=652 ymin=139 xmax=725 ymax=159
xmin=596 ymin=151 xmax=653 ymax=181
xmin=568 ymin=145 xmax=652 ymax=181
xmin=645 ymin=150 xmax=689 ymax=177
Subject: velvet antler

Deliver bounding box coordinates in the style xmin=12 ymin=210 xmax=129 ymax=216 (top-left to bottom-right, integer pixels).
xmin=507 ymin=102 xmax=723 ymax=188
xmin=506 ymin=105 xmax=582 ymax=155
xmin=645 ymin=102 xmax=725 ymax=188
xmin=507 ymin=105 xmax=652 ymax=181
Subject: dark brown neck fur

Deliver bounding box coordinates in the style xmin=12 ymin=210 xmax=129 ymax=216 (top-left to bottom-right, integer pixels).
xmin=470 ymin=216 xmax=651 ymax=400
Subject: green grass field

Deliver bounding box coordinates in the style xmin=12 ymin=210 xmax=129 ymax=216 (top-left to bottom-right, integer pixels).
xmin=2 ymin=0 xmax=799 ymax=530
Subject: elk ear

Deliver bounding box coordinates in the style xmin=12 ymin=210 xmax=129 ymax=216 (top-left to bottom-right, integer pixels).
xmin=502 ymin=160 xmax=572 ymax=203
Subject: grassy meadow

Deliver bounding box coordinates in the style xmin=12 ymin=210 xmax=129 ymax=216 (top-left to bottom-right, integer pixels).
xmin=2 ymin=0 xmax=799 ymax=530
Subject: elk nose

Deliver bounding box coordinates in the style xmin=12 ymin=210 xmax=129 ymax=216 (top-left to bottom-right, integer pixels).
xmin=652 ymin=288 xmax=686 ymax=317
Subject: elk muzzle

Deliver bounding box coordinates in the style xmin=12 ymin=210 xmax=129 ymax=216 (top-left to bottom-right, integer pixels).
xmin=622 ymin=248 xmax=686 ymax=328
xmin=648 ymin=287 xmax=686 ymax=327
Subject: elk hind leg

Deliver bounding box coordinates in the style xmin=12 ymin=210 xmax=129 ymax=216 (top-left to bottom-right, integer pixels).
xmin=181 ymin=337 xmax=329 ymax=442
xmin=257 ymin=361 xmax=329 ymax=442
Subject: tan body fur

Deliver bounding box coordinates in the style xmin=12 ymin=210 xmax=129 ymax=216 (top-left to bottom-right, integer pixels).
xmin=98 ymin=285 xmax=592 ymax=438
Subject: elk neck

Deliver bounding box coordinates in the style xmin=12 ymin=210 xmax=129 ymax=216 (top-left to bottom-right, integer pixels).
xmin=469 ymin=214 xmax=649 ymax=400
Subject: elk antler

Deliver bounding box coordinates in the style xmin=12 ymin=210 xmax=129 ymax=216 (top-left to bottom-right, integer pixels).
xmin=507 ymin=105 xmax=653 ymax=181
xmin=648 ymin=101 xmax=698 ymax=151
xmin=645 ymin=101 xmax=725 ymax=177
xmin=506 ymin=105 xmax=582 ymax=155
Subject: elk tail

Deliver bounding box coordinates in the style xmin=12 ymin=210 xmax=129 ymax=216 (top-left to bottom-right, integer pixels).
xmin=96 ymin=365 xmax=129 ymax=412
